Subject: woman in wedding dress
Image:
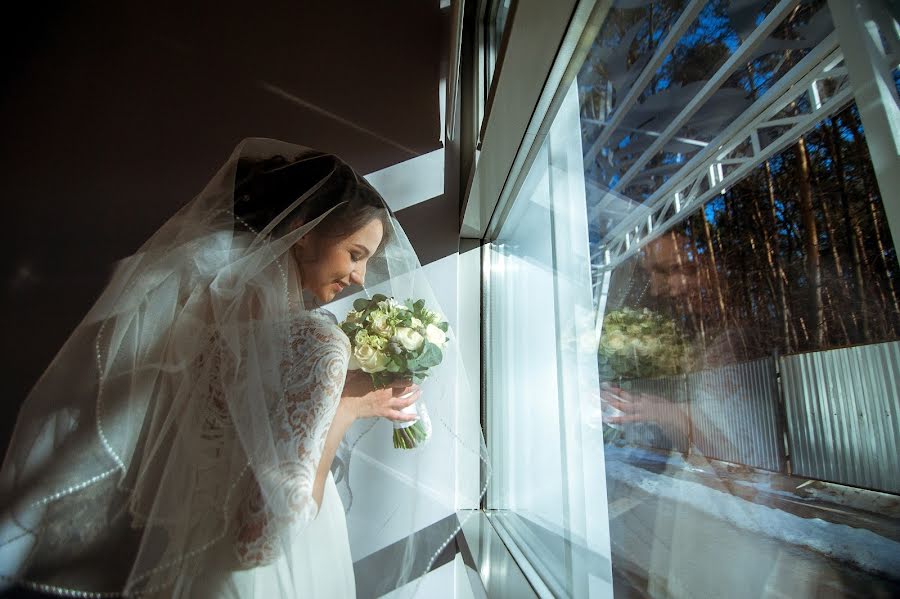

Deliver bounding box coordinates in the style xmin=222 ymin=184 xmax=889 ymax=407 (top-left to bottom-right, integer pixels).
xmin=0 ymin=138 xmax=482 ymax=598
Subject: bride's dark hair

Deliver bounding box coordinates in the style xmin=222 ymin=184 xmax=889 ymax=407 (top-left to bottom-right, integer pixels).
xmin=232 ymin=152 xmax=393 ymax=251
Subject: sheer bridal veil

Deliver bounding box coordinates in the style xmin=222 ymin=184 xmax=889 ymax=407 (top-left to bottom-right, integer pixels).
xmin=0 ymin=138 xmax=490 ymax=597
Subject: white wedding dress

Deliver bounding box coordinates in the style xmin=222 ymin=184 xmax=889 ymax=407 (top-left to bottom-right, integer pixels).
xmin=188 ymin=470 xmax=355 ymax=598
xmin=160 ymin=307 xmax=357 ymax=598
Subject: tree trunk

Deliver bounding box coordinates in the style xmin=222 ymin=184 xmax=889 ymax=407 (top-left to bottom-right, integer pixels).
xmin=671 ymin=229 xmax=701 ymax=336
xmin=826 ymin=118 xmax=868 ymax=341
xmin=843 ymin=110 xmax=900 ymax=334
xmin=866 ymin=193 xmax=900 ymax=333
xmin=763 ymin=160 xmax=795 ymax=353
xmin=796 ymin=137 xmax=825 ymax=347
xmin=823 ymin=285 xmax=850 ymax=344
xmin=702 ymin=207 xmax=729 ymax=324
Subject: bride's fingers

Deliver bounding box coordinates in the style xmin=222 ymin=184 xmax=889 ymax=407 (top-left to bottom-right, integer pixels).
xmin=605 ymin=413 xmax=644 ymax=424
xmin=387 ymin=390 xmax=420 ymax=409
xmin=603 ymin=395 xmax=633 ymax=411
xmin=391 ymin=383 xmax=419 ymax=396
xmin=604 ymin=384 xmax=633 ymax=399
xmin=386 ymin=409 xmax=418 ymax=422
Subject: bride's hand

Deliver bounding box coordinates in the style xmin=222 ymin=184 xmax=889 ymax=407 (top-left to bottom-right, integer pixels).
xmin=340 ymin=370 xmax=421 ymax=422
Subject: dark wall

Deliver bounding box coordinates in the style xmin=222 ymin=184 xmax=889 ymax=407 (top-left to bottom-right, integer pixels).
xmin=1 ymin=1 xmax=444 ymax=450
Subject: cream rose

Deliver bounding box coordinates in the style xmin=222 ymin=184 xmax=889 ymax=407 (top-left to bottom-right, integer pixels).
xmin=371 ymin=314 xmax=395 ymax=338
xmin=394 ymin=327 xmax=425 ymax=351
xmin=601 ymin=331 xmax=626 ymax=352
xmin=425 ymin=324 xmax=447 ymax=347
xmin=410 ymin=316 xmax=423 ymax=329
xmin=354 ymin=344 xmax=390 ymax=373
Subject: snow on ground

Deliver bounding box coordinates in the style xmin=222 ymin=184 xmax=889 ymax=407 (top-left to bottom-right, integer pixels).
xmin=604 ymin=446 xmax=900 ymax=577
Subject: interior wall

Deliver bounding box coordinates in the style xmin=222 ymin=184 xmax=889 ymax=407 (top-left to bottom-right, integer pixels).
xmin=1 ymin=1 xmax=447 ymax=451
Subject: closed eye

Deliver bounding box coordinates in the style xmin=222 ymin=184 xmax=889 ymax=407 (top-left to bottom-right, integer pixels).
xmin=350 ymin=243 xmax=371 ymax=262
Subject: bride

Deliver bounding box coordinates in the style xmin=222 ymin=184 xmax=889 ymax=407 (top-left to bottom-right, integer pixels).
xmin=0 ymin=138 xmax=486 ymax=598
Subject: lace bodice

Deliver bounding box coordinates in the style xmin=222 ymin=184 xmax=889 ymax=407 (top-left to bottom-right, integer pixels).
xmin=190 ymin=309 xmax=350 ymax=568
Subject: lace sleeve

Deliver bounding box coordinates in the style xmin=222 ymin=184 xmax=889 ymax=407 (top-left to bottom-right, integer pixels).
xmin=233 ymin=314 xmax=350 ymax=567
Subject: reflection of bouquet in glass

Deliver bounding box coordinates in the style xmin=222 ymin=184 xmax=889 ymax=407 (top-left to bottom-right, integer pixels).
xmin=339 ymin=294 xmax=449 ymax=449
xmin=598 ymin=307 xmax=688 ymax=379
xmin=598 ymin=308 xmax=688 ymax=442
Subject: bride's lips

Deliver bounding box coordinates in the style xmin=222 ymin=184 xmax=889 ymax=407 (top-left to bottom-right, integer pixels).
xmin=332 ymin=281 xmax=347 ymax=292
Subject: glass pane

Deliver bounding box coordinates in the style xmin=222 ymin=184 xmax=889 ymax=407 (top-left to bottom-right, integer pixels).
xmin=600 ymin=103 xmax=900 ymax=596
xmin=485 ymin=2 xmax=900 ymax=597
xmin=487 ymin=83 xmax=614 ymax=597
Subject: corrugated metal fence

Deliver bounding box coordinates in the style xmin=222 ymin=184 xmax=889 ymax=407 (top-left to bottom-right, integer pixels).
xmin=688 ymin=357 xmax=785 ymax=473
xmin=621 ymin=341 xmax=900 ymax=494
xmin=622 ymin=376 xmax=691 ymax=454
xmin=781 ymin=342 xmax=900 ymax=494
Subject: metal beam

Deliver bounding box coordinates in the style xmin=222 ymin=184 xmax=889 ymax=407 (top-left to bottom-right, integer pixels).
xmin=829 ymin=0 xmax=900 ymax=254
xmin=582 ymin=0 xmax=707 ymax=167
xmin=597 ymin=44 xmax=854 ymax=271
xmin=612 ymin=0 xmax=801 ymax=193
xmin=601 ymin=31 xmax=840 ymax=247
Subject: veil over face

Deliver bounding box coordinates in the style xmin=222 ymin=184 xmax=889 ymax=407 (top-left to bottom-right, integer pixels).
xmin=0 ymin=138 xmax=489 ymax=598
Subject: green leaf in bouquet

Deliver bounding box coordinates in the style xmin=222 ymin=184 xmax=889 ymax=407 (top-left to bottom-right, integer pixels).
xmin=418 ymin=342 xmax=443 ymax=368
xmin=413 ymin=299 xmax=425 ymax=312
xmin=436 ymin=321 xmax=448 ymax=332
xmin=371 ymin=293 xmax=388 ymax=303
xmin=353 ymin=298 xmax=371 ymax=312
xmin=386 ymin=360 xmax=401 ymax=373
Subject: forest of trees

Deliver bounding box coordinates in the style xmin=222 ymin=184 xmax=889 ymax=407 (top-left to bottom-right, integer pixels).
xmin=579 ymin=0 xmax=899 ymax=363
xmin=632 ymin=103 xmax=899 ymax=362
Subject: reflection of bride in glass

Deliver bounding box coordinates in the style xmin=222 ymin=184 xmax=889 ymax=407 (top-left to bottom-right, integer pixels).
xmin=0 ymin=138 xmax=488 ymax=598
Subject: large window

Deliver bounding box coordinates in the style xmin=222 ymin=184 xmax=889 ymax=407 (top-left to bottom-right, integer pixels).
xmin=477 ymin=0 xmax=900 ymax=596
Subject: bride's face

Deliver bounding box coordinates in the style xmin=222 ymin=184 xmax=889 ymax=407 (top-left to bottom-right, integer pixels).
xmin=293 ymin=217 xmax=384 ymax=304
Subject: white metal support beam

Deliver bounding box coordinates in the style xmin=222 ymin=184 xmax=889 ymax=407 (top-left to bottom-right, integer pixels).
xmin=611 ymin=0 xmax=801 ymax=193
xmin=597 ymin=31 xmax=839 ymax=254
xmin=829 ymin=0 xmax=900 ymax=252
xmin=597 ymin=40 xmax=854 ymax=271
xmin=582 ymin=0 xmax=707 ymax=168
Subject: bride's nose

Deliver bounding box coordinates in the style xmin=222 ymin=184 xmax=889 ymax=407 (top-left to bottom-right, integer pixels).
xmin=350 ymin=265 xmax=365 ymax=286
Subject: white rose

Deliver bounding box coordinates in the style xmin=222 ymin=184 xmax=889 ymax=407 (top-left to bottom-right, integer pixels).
xmin=410 ymin=317 xmax=423 ymax=329
xmin=394 ymin=327 xmax=425 ymax=351
xmin=348 ymin=352 xmax=362 ymax=370
xmin=371 ymin=314 xmax=394 ymax=338
xmin=354 ymin=344 xmax=390 ymax=373
xmin=629 ymin=338 xmax=651 ymax=356
xmin=425 ymin=324 xmax=447 ymax=347
xmin=601 ymin=331 xmax=626 ymax=353
xmin=345 ymin=310 xmax=361 ymax=324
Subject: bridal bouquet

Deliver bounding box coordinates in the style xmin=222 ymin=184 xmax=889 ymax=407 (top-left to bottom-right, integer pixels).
xmin=339 ymin=294 xmax=449 ymax=449
xmin=598 ymin=307 xmax=689 ymax=442
xmin=598 ymin=307 xmax=688 ymax=380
